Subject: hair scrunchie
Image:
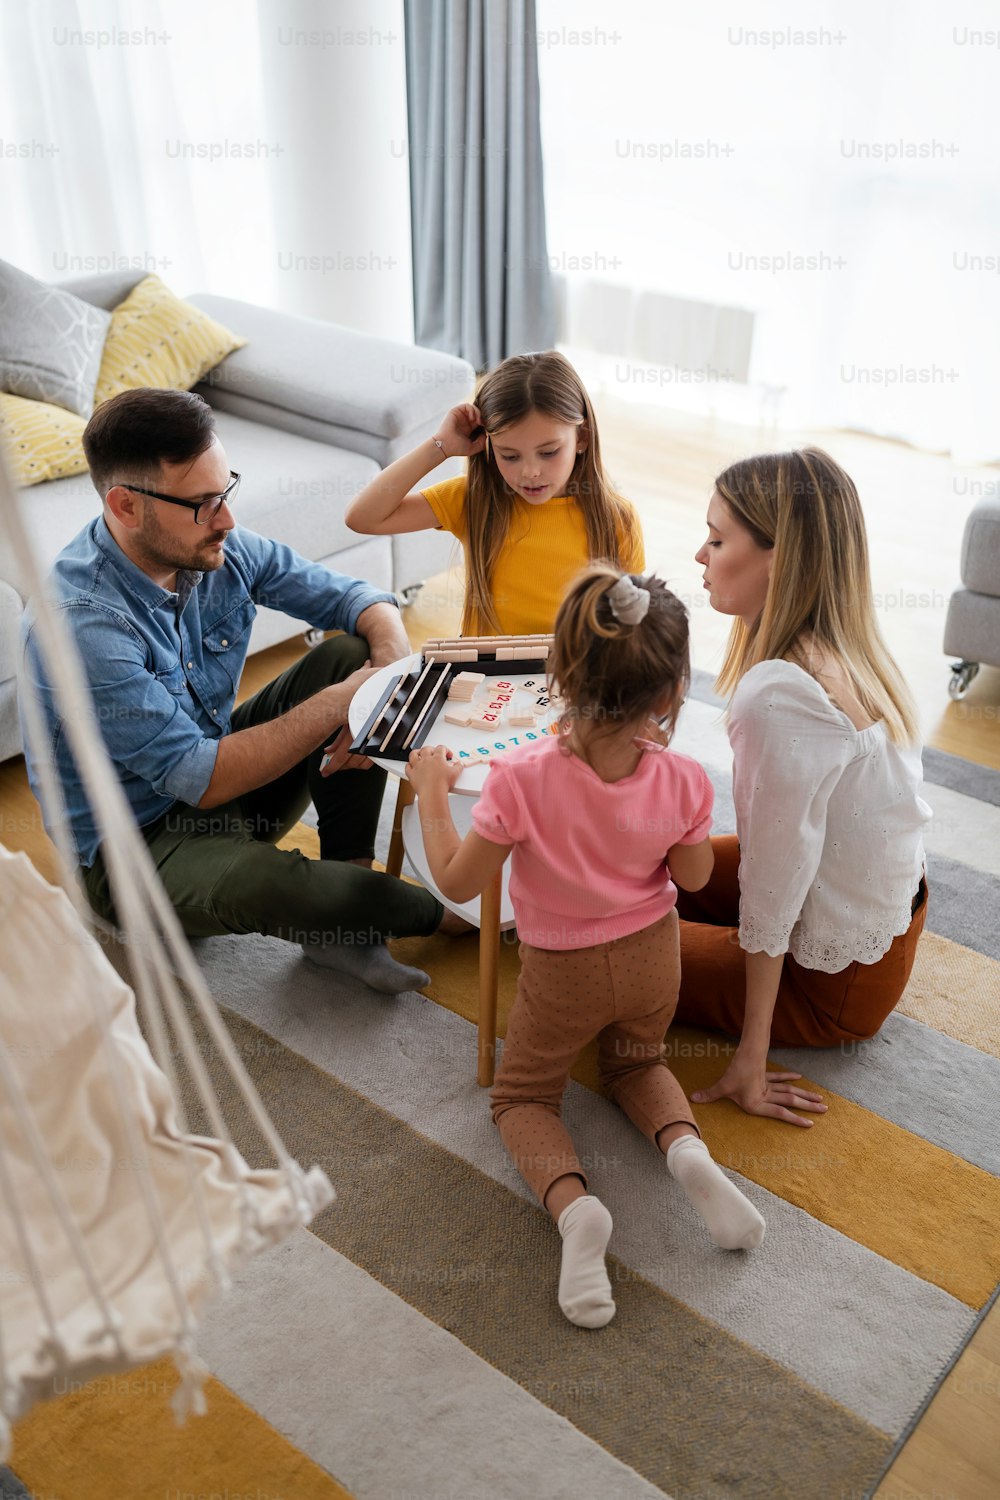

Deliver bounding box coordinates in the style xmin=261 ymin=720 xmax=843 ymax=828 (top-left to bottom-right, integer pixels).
xmin=607 ymin=573 xmax=650 ymax=625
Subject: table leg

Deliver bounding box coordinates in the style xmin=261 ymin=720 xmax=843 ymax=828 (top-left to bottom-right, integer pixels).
xmin=386 ymin=777 xmax=414 ymax=878
xmin=478 ymin=869 xmax=502 ymax=1087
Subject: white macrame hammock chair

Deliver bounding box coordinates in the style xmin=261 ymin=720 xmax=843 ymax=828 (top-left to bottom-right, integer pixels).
xmin=0 ymin=453 xmax=334 ymax=1456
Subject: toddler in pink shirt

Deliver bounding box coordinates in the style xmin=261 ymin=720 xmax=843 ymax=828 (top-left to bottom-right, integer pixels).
xmin=407 ymin=565 xmax=765 ymax=1329
xmin=471 ymin=731 xmax=712 ymax=949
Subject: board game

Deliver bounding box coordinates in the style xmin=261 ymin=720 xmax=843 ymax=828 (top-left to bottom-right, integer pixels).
xmin=348 ymin=634 xmax=563 ymax=769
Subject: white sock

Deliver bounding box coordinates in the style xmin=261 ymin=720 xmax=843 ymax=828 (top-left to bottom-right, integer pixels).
xmin=556 ymin=1196 xmax=616 ymax=1328
xmin=301 ymin=940 xmax=429 ymax=994
xmin=666 ymin=1135 xmax=766 ymax=1251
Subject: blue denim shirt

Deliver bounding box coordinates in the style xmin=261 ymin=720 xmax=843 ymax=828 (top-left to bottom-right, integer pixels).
xmin=20 ymin=516 xmax=398 ymax=867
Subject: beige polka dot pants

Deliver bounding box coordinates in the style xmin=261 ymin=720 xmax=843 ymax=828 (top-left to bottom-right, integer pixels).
xmin=490 ymin=909 xmax=699 ymax=1208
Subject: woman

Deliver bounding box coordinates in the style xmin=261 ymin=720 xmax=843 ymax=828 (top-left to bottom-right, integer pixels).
xmin=676 ymin=448 xmax=931 ymax=1127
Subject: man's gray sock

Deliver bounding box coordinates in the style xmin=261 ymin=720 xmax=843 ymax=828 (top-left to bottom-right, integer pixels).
xmin=301 ymin=939 xmax=430 ymax=994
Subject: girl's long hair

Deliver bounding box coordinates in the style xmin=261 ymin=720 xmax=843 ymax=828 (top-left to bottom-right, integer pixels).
xmin=714 ymin=447 xmax=918 ymax=745
xmin=550 ymin=563 xmax=690 ymax=766
xmin=462 ymin=351 xmax=639 ymax=634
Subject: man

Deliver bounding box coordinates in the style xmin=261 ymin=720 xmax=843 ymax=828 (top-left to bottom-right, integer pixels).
xmin=21 ymin=386 xmax=455 ymax=991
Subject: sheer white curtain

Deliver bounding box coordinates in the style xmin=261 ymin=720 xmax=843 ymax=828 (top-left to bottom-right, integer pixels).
xmin=536 ymin=0 xmax=999 ymax=460
xmin=0 ymin=0 xmax=413 ymax=337
xmin=0 ymin=0 xmax=277 ymax=302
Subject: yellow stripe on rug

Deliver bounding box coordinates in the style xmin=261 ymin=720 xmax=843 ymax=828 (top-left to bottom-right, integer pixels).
xmin=11 ymin=1356 xmax=353 ymax=1500
xmin=897 ymin=931 xmax=1000 ymax=1060
xmin=390 ymin=930 xmax=1000 ymax=1309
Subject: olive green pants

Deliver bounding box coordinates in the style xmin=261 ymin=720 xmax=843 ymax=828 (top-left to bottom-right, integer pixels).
xmin=82 ymin=635 xmax=443 ymax=945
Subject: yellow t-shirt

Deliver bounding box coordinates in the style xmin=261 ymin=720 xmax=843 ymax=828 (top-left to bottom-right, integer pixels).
xmin=421 ymin=476 xmax=645 ymax=636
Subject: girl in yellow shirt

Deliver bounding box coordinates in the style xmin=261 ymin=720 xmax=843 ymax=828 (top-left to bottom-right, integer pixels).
xmin=344 ymin=351 xmax=645 ymax=636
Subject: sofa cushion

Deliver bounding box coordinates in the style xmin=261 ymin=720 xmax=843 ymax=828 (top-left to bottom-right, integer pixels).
xmin=0 ymin=258 xmax=110 ymax=418
xmin=0 ymin=412 xmax=381 ymax=602
xmin=189 ymin=294 xmax=474 ymax=442
xmin=210 ymin=411 xmax=380 ymax=559
xmin=94 ymin=276 xmax=247 ymax=405
xmin=0 ymin=394 xmax=89 ymax=486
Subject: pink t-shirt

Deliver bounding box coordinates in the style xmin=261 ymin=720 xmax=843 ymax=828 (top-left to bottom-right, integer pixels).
xmin=471 ymin=735 xmax=713 ymax=950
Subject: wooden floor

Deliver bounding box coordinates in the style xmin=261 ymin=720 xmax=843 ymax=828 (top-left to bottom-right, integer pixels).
xmin=3 ymin=402 xmax=998 ymax=1497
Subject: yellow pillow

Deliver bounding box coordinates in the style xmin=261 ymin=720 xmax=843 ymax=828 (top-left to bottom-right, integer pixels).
xmin=0 ymin=393 xmax=88 ymax=487
xmin=93 ymin=274 xmax=246 ymax=405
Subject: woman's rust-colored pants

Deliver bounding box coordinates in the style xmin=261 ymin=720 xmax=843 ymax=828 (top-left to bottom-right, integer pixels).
xmin=490 ymin=910 xmax=699 ymax=1208
xmin=675 ymin=836 xmax=928 ymax=1047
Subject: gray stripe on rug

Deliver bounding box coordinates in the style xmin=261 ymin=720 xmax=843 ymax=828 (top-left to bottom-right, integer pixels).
xmin=922 ymin=744 xmax=1000 ymax=807
xmin=0 ymin=1470 xmax=33 ymax=1499
xmin=197 ymin=1228 xmax=670 ymax=1500
xmin=769 ymin=1010 xmax=1000 ymax=1175
xmin=187 ymin=931 xmax=974 ymax=1438
xmin=921 ymin=853 xmax=1000 ymax=960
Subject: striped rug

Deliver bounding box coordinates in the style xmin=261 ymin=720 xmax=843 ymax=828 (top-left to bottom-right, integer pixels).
xmin=6 ymin=676 xmax=999 ymax=1500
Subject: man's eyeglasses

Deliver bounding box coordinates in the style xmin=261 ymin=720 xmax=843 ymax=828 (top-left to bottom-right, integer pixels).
xmin=119 ymin=472 xmax=241 ymax=526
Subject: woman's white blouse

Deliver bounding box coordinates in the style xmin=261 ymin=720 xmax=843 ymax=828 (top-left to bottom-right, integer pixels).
xmin=728 ymin=660 xmax=931 ymax=972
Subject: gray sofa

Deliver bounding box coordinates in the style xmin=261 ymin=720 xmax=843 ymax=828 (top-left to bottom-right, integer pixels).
xmin=0 ymin=269 xmax=474 ymax=762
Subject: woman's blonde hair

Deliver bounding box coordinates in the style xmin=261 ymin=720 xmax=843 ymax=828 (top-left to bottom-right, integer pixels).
xmin=714 ymin=447 xmax=918 ymax=744
xmin=462 ymin=351 xmax=640 ymax=634
xmin=550 ymin=563 xmax=690 ymax=766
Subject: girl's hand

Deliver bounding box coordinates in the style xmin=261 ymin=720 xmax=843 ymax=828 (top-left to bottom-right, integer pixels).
xmin=406 ymin=744 xmax=464 ymax=794
xmin=691 ymin=1052 xmax=827 ymax=1127
xmin=433 ymin=403 xmax=487 ymax=458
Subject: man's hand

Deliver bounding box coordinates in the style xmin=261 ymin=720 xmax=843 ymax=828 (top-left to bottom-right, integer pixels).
xmin=691 ymin=1049 xmax=827 ymax=1127
xmin=406 ymin=744 xmax=463 ymax=795
xmin=319 ymin=662 xmax=380 ymax=775
xmin=355 ymin=602 xmax=411 ymax=669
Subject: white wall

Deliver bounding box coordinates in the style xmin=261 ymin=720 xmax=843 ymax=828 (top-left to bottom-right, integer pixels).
xmin=0 ymin=0 xmax=415 ymax=340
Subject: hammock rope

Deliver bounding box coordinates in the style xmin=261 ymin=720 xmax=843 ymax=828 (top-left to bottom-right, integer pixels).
xmin=0 ymin=447 xmax=335 ymax=1448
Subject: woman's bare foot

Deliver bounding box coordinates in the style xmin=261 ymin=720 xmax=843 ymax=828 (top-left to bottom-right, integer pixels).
xmin=437 ymin=909 xmax=476 ymax=936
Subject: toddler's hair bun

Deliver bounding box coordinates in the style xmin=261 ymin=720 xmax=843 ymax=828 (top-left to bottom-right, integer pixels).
xmin=606 ymin=574 xmax=650 ymax=625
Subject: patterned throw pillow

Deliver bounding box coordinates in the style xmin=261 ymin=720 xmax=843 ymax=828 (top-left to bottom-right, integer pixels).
xmin=94 ymin=275 xmax=246 ymax=405
xmin=0 ymin=258 xmax=111 ymax=418
xmin=0 ymin=393 xmax=89 ymax=486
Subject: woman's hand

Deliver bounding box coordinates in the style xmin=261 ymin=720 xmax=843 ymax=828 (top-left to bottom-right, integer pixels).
xmin=433 ymin=403 xmax=487 ymax=458
xmin=406 ymin=744 xmax=464 ymax=795
xmin=691 ymin=1050 xmax=827 ymax=1127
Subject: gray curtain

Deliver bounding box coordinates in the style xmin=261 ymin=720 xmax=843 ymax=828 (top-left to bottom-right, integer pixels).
xmin=403 ymin=0 xmax=556 ymax=372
